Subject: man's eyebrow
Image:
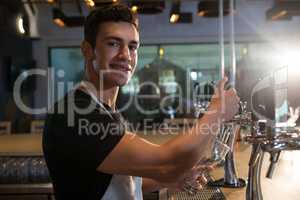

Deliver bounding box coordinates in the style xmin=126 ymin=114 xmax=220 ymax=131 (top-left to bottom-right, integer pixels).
xmin=103 ymin=36 xmax=140 ymax=46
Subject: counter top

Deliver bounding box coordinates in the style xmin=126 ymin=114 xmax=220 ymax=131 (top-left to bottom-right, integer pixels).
xmin=0 ymin=183 xmax=53 ymax=194
xmin=0 ymin=134 xmax=43 ymax=156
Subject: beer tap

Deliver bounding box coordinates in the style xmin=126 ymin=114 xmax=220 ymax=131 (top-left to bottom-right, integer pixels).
xmin=208 ymin=101 xmax=249 ymax=188
xmin=245 ymin=117 xmax=300 ymax=200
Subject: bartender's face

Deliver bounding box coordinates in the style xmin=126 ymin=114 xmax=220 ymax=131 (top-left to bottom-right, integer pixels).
xmin=93 ymin=21 xmax=139 ymax=87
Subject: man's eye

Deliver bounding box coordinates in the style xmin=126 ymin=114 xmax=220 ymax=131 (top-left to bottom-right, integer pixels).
xmin=129 ymin=45 xmax=138 ymax=51
xmin=107 ymin=41 xmax=120 ymax=47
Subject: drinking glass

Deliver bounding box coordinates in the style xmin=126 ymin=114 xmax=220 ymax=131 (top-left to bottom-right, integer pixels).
xmin=182 ymin=139 xmax=230 ymax=195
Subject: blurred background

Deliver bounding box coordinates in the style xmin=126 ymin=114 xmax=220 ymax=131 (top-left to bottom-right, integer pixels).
xmin=1 ymin=0 xmax=300 ymax=133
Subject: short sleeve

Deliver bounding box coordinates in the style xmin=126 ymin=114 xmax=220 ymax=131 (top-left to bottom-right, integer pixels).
xmin=51 ymin=91 xmax=125 ymax=171
xmin=74 ymin=107 xmax=125 ymax=169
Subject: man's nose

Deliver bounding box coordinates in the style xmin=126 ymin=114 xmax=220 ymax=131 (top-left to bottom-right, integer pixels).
xmin=118 ymin=45 xmax=131 ymax=61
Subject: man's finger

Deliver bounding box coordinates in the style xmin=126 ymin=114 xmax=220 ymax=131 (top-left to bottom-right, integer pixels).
xmin=204 ymin=165 xmax=214 ymax=171
xmin=194 ymin=164 xmax=214 ymax=171
xmin=197 ymin=174 xmax=208 ymax=185
xmin=212 ymin=76 xmax=228 ymax=95
xmin=218 ymin=76 xmax=228 ymax=91
xmin=289 ymin=107 xmax=294 ymax=115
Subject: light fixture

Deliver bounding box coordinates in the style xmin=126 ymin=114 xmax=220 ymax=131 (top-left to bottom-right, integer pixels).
xmin=170 ymin=0 xmax=180 ymax=23
xmin=46 ymin=0 xmax=56 ymax=4
xmin=52 ymin=8 xmax=66 ymax=27
xmin=242 ymin=47 xmax=248 ymax=56
xmin=197 ymin=0 xmax=232 ymax=17
xmin=169 ymin=1 xmax=192 ymax=24
xmin=266 ymin=9 xmax=291 ymax=20
xmin=159 ymin=47 xmax=164 ymax=58
xmin=266 ymin=3 xmax=291 ymax=20
xmin=170 ymin=14 xmax=179 ymax=23
xmin=95 ymin=0 xmax=119 ymax=7
xmin=16 ymin=16 xmax=26 ymax=34
xmin=85 ymin=0 xmax=95 ymax=8
xmin=190 ymin=71 xmax=198 ymax=81
xmin=131 ymin=5 xmax=138 ymax=13
xmin=266 ymin=1 xmax=300 ymax=21
xmin=273 ymin=10 xmax=288 ymax=20
xmin=130 ymin=1 xmax=165 ymax=14
xmin=52 ymin=8 xmax=85 ymax=27
xmin=198 ymin=10 xmax=206 ymax=17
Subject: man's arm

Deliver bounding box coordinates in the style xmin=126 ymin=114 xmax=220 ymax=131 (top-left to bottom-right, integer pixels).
xmin=97 ymin=77 xmax=239 ymax=182
xmin=142 ymin=178 xmax=162 ymax=193
xmin=98 ymin=112 xmax=219 ymax=182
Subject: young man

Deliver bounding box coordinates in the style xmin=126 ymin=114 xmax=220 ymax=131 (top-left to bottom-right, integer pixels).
xmin=43 ymin=4 xmax=240 ymax=200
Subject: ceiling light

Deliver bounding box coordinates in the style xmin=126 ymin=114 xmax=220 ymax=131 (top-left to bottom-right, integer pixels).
xmin=131 ymin=5 xmax=138 ymax=13
xmin=85 ymin=0 xmax=95 ymax=8
xmin=198 ymin=11 xmax=206 ymax=17
xmin=94 ymin=1 xmax=118 ymax=7
xmin=272 ymin=10 xmax=288 ymax=20
xmin=242 ymin=47 xmax=248 ymax=55
xmin=52 ymin=8 xmax=66 ymax=27
xmin=130 ymin=1 xmax=165 ymax=14
xmin=191 ymin=71 xmax=198 ymax=81
xmin=16 ymin=16 xmax=26 ymax=34
xmin=170 ymin=14 xmax=179 ymax=23
xmin=46 ymin=0 xmax=56 ymax=4
xmin=53 ymin=18 xmax=65 ymax=27
xmin=169 ymin=1 xmax=193 ymax=24
xmin=159 ymin=47 xmax=164 ymax=58
xmin=170 ymin=1 xmax=180 ymax=23
xmin=266 ymin=3 xmax=292 ymax=21
xmin=197 ymin=0 xmax=232 ymax=17
xmin=52 ymin=8 xmax=85 ymax=27
xmin=265 ymin=1 xmax=300 ymax=20
xmin=266 ymin=9 xmax=291 ymax=20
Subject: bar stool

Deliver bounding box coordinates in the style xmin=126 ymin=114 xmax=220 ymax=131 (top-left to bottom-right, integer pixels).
xmin=0 ymin=121 xmax=11 ymax=135
xmin=30 ymin=120 xmax=45 ymax=134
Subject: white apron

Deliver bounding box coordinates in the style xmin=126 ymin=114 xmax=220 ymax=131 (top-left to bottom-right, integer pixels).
xmin=102 ymin=175 xmax=143 ymax=200
xmin=77 ymin=82 xmax=143 ymax=200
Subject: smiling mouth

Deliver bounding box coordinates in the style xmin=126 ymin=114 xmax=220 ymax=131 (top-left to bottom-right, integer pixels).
xmin=109 ymin=64 xmax=132 ymax=72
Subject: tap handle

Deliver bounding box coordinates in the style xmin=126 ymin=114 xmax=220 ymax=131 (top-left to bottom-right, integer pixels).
xmin=266 ymin=162 xmax=276 ymax=179
xmin=266 ymin=151 xmax=281 ymax=179
xmin=239 ymin=101 xmax=247 ymax=114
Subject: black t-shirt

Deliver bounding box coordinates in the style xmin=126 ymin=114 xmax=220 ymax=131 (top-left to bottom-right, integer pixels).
xmin=43 ymin=89 xmax=125 ymax=200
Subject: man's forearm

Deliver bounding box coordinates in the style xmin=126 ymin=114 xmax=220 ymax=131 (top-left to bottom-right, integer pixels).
xmin=142 ymin=178 xmax=163 ymax=193
xmin=161 ymin=112 xmax=221 ymax=172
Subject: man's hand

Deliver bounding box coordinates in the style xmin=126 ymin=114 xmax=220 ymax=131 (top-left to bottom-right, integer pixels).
xmin=164 ymin=165 xmax=213 ymax=192
xmin=207 ymin=76 xmax=240 ymax=122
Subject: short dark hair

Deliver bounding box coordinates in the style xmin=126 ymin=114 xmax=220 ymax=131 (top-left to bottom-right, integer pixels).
xmin=84 ymin=4 xmax=139 ymax=48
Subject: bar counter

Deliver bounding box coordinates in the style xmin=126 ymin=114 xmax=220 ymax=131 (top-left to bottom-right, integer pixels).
xmin=0 ymin=134 xmax=43 ymax=156
xmin=1 ymin=133 xmax=300 ymax=200
xmin=0 ymin=134 xmax=52 ymax=200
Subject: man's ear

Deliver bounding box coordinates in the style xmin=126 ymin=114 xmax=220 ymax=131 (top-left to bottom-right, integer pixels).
xmin=81 ymin=41 xmax=94 ymax=61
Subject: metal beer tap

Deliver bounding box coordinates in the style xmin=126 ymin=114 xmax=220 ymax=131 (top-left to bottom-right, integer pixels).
xmin=245 ymin=117 xmax=300 ymax=200
xmin=208 ymin=101 xmax=250 ymax=188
